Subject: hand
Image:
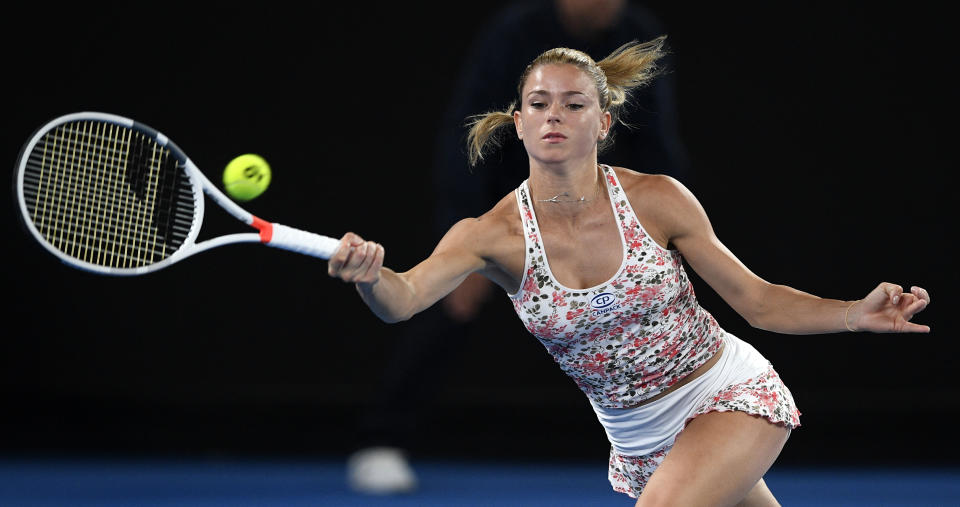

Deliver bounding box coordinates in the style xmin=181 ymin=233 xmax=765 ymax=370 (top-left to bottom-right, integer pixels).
xmin=327 ymin=232 xmax=384 ymax=285
xmin=848 ymin=283 xmax=931 ymax=333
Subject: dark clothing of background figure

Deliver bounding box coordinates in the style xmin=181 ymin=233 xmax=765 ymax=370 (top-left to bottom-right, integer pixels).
xmin=355 ymin=0 xmax=691 ymax=452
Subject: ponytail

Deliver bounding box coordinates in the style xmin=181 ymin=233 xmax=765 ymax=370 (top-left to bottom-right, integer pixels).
xmin=465 ymin=102 xmax=516 ymax=167
xmin=464 ymin=36 xmax=668 ymax=166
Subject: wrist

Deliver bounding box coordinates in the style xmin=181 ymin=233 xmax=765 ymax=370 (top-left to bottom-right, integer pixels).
xmin=844 ymin=300 xmax=860 ymax=332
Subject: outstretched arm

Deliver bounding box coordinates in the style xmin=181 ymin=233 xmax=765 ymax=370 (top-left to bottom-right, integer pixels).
xmin=327 ymin=219 xmax=488 ymax=323
xmin=650 ymin=176 xmax=931 ymax=335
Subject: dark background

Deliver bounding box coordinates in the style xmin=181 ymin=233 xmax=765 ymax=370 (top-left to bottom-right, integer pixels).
xmin=3 ymin=2 xmax=955 ymax=469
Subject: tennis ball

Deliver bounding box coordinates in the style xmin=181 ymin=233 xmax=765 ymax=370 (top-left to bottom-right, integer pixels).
xmin=223 ymin=153 xmax=271 ymax=201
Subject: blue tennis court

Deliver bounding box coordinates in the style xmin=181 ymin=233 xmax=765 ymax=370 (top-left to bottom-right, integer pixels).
xmin=2 ymin=457 xmax=957 ymax=506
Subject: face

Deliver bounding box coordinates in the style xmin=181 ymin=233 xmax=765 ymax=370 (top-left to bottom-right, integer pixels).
xmin=514 ymin=63 xmax=611 ymax=165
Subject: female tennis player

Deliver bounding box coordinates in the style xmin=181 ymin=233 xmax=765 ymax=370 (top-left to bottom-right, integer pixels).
xmin=327 ymin=37 xmax=931 ymax=505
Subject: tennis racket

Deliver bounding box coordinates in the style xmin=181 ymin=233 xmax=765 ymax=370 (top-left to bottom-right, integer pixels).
xmin=15 ymin=111 xmax=342 ymax=275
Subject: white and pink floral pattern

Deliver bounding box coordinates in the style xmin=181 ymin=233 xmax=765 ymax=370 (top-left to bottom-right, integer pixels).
xmin=608 ymin=364 xmax=801 ymax=498
xmin=509 ymin=165 xmax=723 ymax=408
xmin=509 ymin=165 xmax=801 ymax=498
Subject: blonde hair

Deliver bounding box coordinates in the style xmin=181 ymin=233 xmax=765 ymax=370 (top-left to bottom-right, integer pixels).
xmin=465 ymin=36 xmax=667 ymax=167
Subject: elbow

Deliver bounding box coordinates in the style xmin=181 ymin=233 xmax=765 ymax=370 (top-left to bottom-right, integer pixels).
xmin=380 ymin=312 xmax=412 ymax=324
xmin=746 ymin=312 xmax=774 ymax=332
xmin=744 ymin=299 xmax=772 ymax=330
xmin=371 ymin=303 xmax=414 ymax=324
xmin=742 ymin=306 xmax=766 ymax=330
xmin=375 ymin=299 xmax=418 ymax=324
xmin=741 ymin=283 xmax=775 ymax=331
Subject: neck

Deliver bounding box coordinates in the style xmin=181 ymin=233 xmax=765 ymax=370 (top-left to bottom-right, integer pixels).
xmin=528 ymin=160 xmax=603 ymax=211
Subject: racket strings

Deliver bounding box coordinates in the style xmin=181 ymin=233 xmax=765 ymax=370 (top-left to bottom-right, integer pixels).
xmin=21 ymin=120 xmax=195 ymax=268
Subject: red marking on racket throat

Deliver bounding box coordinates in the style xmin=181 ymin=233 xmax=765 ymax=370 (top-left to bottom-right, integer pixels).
xmin=251 ymin=216 xmax=273 ymax=243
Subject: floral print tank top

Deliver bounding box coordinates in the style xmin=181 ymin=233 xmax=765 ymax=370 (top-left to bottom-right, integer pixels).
xmin=508 ymin=165 xmax=724 ymax=408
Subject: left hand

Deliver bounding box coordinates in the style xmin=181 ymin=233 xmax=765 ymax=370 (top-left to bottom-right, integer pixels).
xmin=847 ymin=283 xmax=931 ymax=333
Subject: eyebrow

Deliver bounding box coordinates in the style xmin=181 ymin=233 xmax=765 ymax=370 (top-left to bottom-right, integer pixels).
xmin=526 ymin=90 xmax=589 ymax=98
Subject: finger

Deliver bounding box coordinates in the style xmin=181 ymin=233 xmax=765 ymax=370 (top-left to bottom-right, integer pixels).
xmin=340 ymin=233 xmax=367 ymax=257
xmin=328 ymin=233 xmax=361 ymax=274
xmin=897 ymin=292 xmax=918 ymax=307
xmin=327 ymin=241 xmax=347 ymax=273
xmin=882 ymin=283 xmax=903 ymax=305
xmin=902 ymin=297 xmax=928 ymax=319
xmin=332 ymin=244 xmax=359 ymax=276
xmin=362 ymin=243 xmax=385 ymax=281
xmin=346 ymin=234 xmax=367 ymax=248
xmin=344 ymin=243 xmax=371 ymax=281
xmin=911 ymin=286 xmax=931 ymax=304
xmin=328 ymin=247 xmax=346 ymax=275
xmin=354 ymin=242 xmax=378 ymax=280
xmin=899 ymin=321 xmax=931 ymax=333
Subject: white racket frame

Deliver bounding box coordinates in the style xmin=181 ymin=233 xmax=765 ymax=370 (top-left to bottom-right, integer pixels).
xmin=16 ymin=112 xmax=341 ymax=276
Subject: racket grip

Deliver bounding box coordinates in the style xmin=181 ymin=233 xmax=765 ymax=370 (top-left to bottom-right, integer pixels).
xmin=267 ymin=223 xmax=341 ymax=259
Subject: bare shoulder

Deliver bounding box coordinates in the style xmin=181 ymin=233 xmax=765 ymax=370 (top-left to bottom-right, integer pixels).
xmin=434 ymin=191 xmax=524 ymax=259
xmin=482 ymin=190 xmax=523 ymax=226
xmin=432 ymin=190 xmax=525 ymax=290
xmin=612 ymin=166 xmax=691 ymax=204
xmin=610 ymin=166 xmax=703 ymax=247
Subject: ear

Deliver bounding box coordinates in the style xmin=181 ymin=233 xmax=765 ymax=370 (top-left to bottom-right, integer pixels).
xmin=514 ymin=110 xmax=523 ymax=139
xmin=598 ymin=110 xmax=612 ymax=140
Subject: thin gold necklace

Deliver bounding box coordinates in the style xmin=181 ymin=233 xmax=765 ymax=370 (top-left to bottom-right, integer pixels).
xmin=535 ymin=166 xmax=602 ymax=203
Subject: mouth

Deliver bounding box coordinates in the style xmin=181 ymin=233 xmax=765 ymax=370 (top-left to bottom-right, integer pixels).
xmin=542 ymin=132 xmax=567 ymax=142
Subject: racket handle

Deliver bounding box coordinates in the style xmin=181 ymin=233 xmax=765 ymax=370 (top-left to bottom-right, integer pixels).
xmin=267 ymin=223 xmax=341 ymax=259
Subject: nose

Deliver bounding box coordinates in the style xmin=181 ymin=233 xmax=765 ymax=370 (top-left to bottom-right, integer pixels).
xmin=547 ymin=102 xmax=562 ymax=123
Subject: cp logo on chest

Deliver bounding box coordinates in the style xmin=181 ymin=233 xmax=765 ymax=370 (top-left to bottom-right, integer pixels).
xmin=591 ymin=293 xmax=616 ymax=309
xmin=590 ymin=292 xmax=621 ymax=316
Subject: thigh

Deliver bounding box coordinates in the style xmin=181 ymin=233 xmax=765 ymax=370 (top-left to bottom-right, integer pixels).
xmin=635 ymin=411 xmax=790 ymax=507
xmin=737 ymin=478 xmax=780 ymax=507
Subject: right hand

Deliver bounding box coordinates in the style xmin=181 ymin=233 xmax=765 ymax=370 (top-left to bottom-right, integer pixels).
xmin=327 ymin=232 xmax=384 ymax=284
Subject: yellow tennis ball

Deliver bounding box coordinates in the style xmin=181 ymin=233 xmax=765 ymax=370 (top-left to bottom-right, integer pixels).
xmin=223 ymin=153 xmax=271 ymax=201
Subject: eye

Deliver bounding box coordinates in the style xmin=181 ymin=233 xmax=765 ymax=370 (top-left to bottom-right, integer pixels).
xmin=530 ymin=101 xmax=546 ymax=109
xmin=567 ymin=103 xmax=584 ymax=111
